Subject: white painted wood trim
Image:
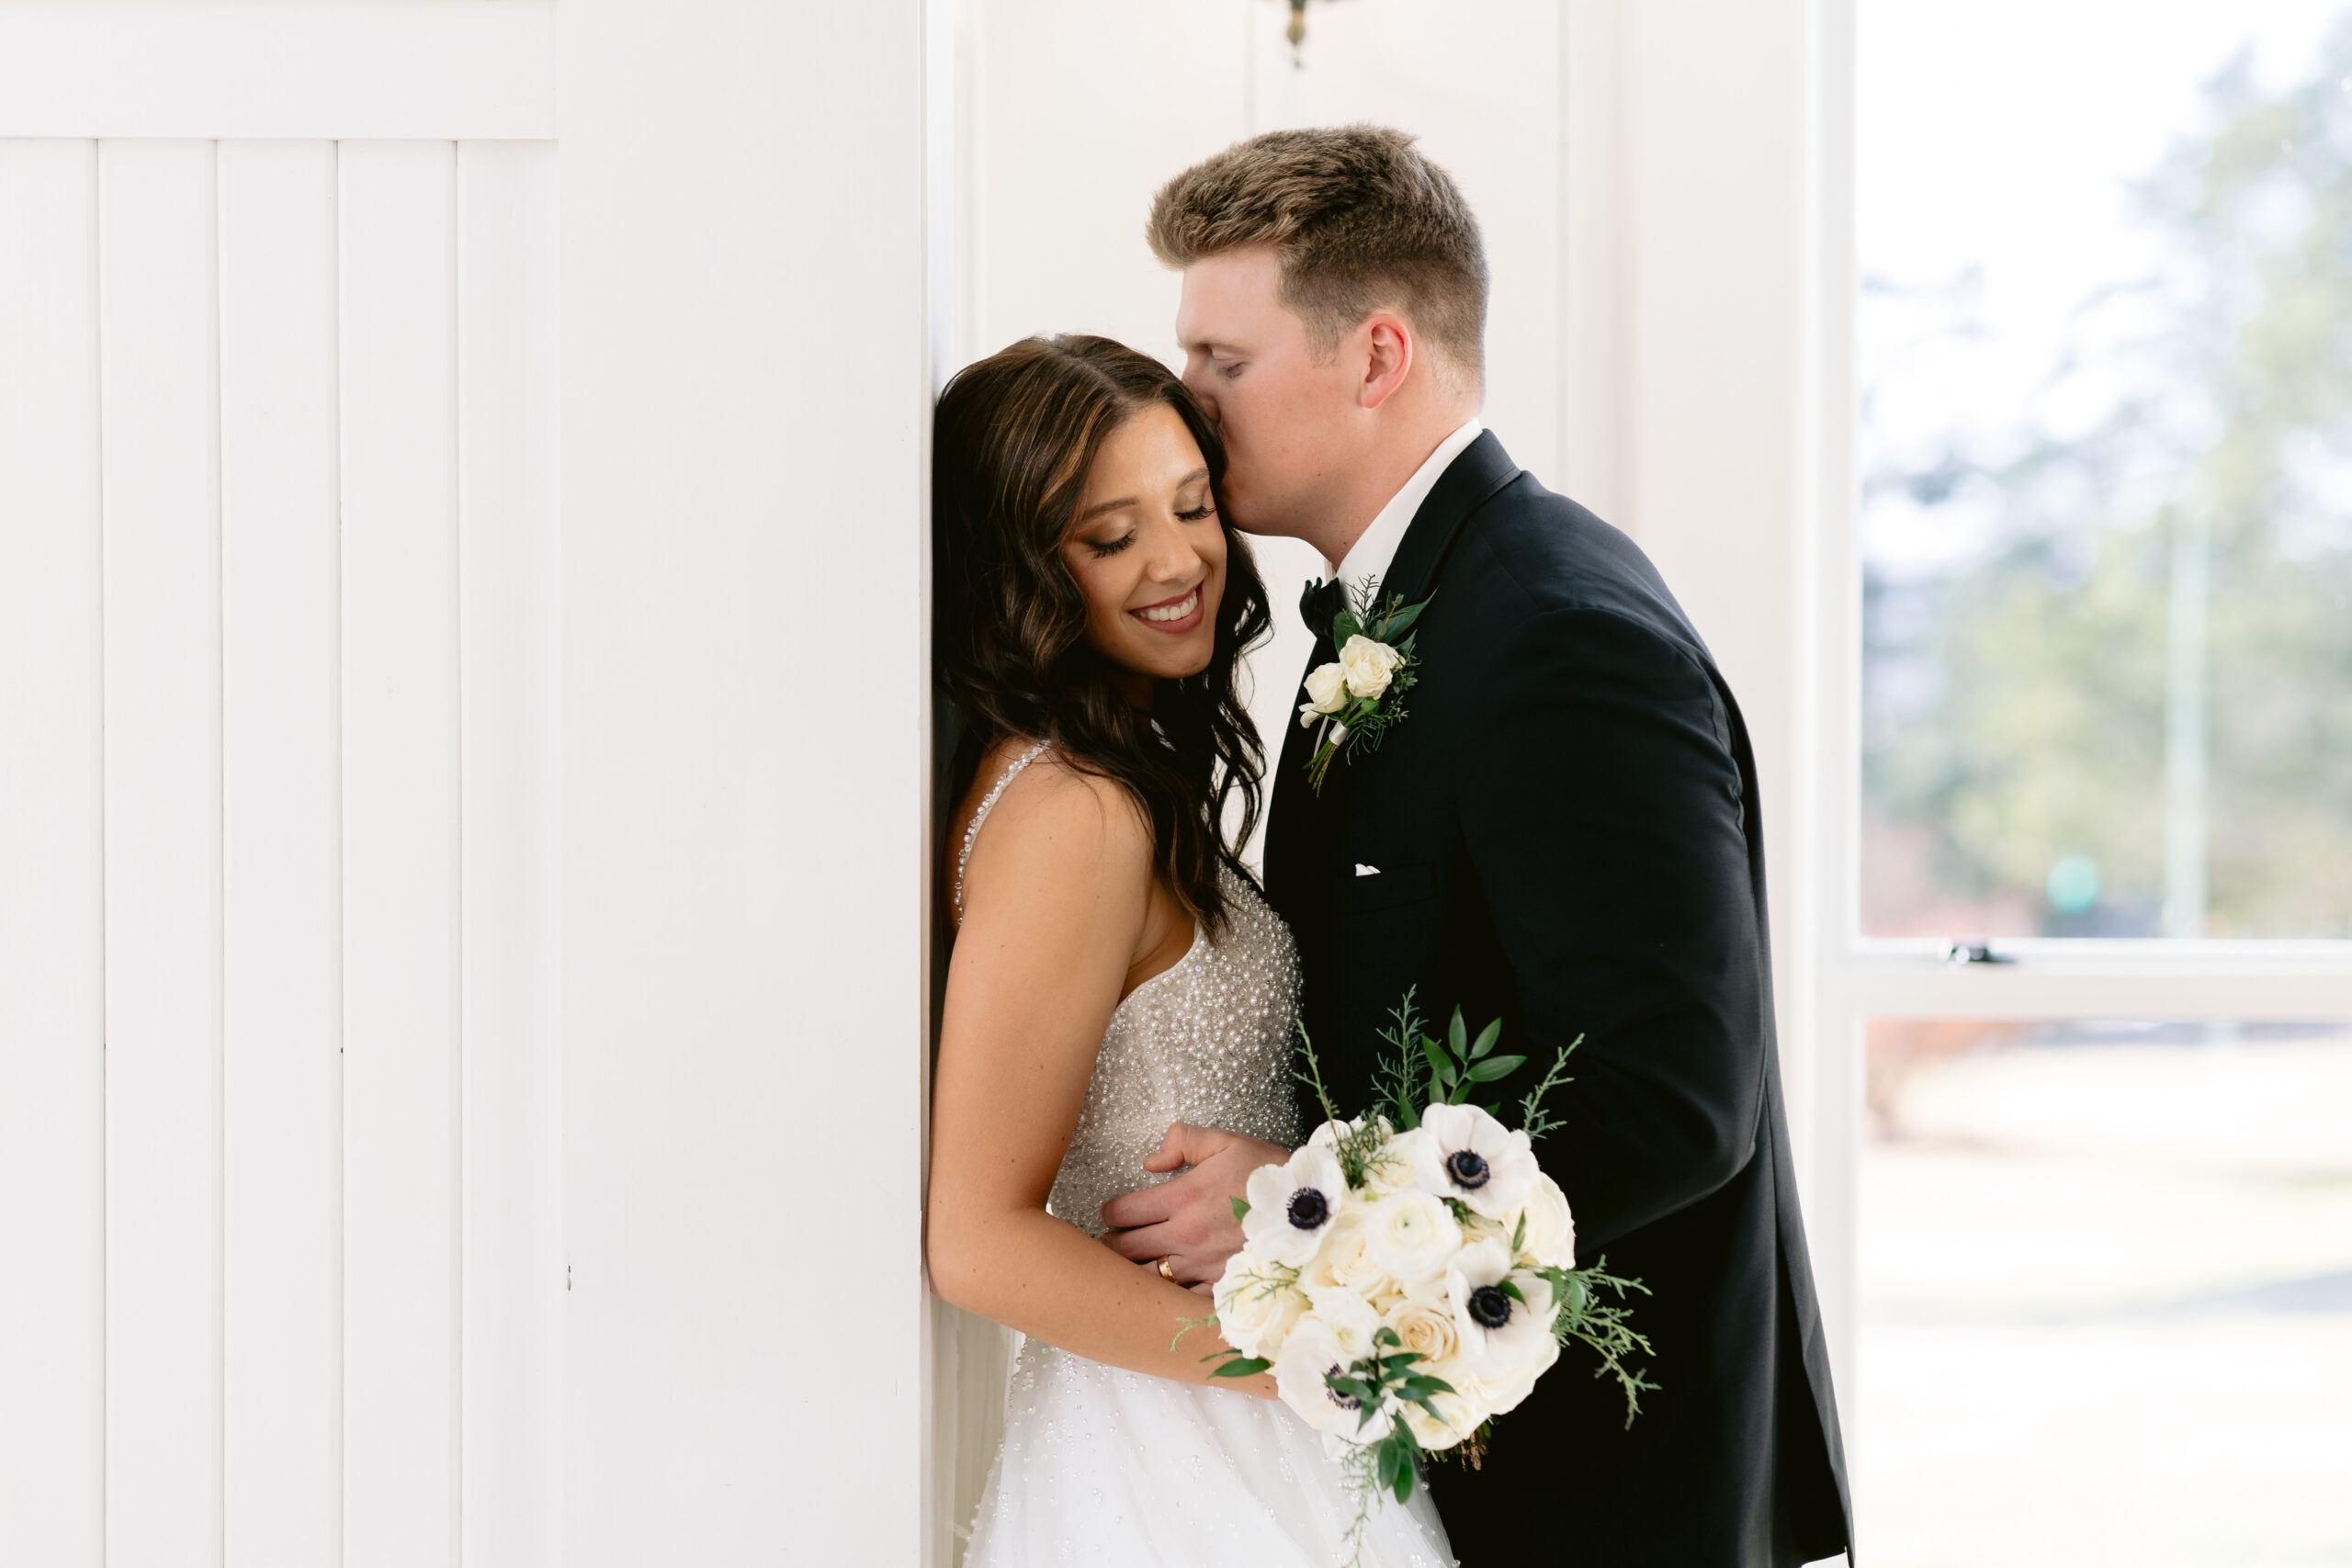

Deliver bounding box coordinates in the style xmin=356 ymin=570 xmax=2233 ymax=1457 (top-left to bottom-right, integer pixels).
xmin=456 ymin=138 xmax=562 ymax=1568
xmin=337 ymin=139 xmax=463 ymax=1568
xmin=98 ymin=135 xmax=228 ymax=1568
xmin=0 ymin=136 xmax=107 ymax=1568
xmin=0 ymin=2 xmax=554 ymax=141
xmin=218 ymin=135 xmax=343 ymax=1567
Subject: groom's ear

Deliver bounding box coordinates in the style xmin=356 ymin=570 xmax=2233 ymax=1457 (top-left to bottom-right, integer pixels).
xmin=1357 ymin=312 xmax=1415 ymax=411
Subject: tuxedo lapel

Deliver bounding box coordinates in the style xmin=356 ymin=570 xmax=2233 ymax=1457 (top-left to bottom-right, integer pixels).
xmin=1380 ymin=431 xmax=1521 ymax=609
xmin=1264 ymin=433 xmax=1518 ymax=915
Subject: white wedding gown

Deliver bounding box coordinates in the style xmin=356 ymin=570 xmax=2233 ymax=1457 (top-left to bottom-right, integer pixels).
xmin=956 ymin=744 xmax=1454 ymax=1568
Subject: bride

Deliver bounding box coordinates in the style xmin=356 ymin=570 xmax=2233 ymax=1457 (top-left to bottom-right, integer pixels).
xmin=926 ymin=333 xmax=1453 ymax=1566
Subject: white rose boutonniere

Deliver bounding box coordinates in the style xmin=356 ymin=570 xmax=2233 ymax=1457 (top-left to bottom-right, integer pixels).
xmin=1297 ymin=661 xmax=1351 ymax=727
xmin=1299 ymin=576 xmax=1434 ymax=793
xmin=1338 ymin=634 xmax=1406 ymax=701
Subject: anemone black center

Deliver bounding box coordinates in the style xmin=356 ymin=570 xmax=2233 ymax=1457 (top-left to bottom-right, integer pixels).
xmin=1467 ymin=1283 xmax=1513 ymax=1330
xmin=1324 ymin=1364 xmax=1361 ymax=1409
xmin=1286 ymin=1188 xmax=1330 ymax=1230
xmin=1444 ymin=1148 xmax=1491 ymax=1190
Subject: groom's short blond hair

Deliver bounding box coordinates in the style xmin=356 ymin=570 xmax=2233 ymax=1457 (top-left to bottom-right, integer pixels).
xmin=1148 ymin=125 xmax=1487 ymax=381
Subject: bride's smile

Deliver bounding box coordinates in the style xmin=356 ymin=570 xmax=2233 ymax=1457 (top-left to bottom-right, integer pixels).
xmin=1130 ymin=585 xmax=1202 ymax=631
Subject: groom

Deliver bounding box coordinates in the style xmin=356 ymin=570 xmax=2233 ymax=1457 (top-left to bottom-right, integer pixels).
xmin=1101 ymin=127 xmax=1852 ymax=1565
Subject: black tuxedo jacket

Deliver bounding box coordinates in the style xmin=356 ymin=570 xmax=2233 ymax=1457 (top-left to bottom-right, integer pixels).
xmin=1263 ymin=433 xmax=1851 ymax=1566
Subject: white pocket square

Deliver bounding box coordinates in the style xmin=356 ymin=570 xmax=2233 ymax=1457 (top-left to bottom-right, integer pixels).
xmin=1355 ymin=863 xmax=1380 ymax=876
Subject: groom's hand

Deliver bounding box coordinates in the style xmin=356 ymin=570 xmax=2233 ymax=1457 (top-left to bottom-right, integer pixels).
xmin=1101 ymin=1123 xmax=1290 ymax=1293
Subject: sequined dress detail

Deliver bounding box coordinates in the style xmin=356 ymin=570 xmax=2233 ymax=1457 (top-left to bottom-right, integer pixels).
xmin=955 ymin=744 xmax=1453 ymax=1568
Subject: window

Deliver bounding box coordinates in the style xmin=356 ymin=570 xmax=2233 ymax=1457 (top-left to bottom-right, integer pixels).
xmin=1857 ymin=3 xmax=2352 ymax=941
xmin=1820 ymin=8 xmax=2352 ymax=1561
xmin=1859 ymin=1019 xmax=2352 ymax=1563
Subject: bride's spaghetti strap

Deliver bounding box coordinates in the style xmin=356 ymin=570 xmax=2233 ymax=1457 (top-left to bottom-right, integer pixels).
xmin=953 ymin=739 xmax=1051 ymax=926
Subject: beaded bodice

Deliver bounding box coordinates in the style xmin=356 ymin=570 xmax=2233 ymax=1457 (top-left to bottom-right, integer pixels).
xmin=956 ymin=745 xmax=1304 ymax=1239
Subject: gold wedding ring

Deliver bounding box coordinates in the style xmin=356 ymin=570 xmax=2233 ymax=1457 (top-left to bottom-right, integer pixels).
xmin=1156 ymin=1256 xmax=1179 ymax=1283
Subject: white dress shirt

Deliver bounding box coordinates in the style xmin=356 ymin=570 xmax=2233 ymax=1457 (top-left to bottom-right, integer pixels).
xmin=1325 ymin=417 xmax=1486 ymax=592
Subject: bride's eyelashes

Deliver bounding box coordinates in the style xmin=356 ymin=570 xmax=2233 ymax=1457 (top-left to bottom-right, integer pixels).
xmin=1175 ymin=502 xmax=1215 ymax=523
xmin=1084 ymin=531 xmax=1137 ymax=559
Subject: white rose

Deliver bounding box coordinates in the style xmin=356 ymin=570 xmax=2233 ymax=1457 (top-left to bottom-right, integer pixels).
xmin=1397 ymin=1353 xmax=1489 ymax=1451
xmin=1338 ymin=635 xmax=1406 ymax=701
xmin=1211 ymin=1255 xmax=1308 ymax=1360
xmin=1382 ymin=1290 xmax=1461 ymax=1368
xmin=1414 ymin=1101 xmax=1540 ymax=1220
xmin=1299 ymin=1211 xmax=1394 ymax=1311
xmin=1240 ymin=1145 xmax=1347 ymax=1268
xmin=1297 ymin=661 xmax=1350 ymax=727
xmin=1514 ymin=1172 xmax=1576 ymax=1269
xmin=1363 ymin=1189 xmax=1464 ymax=1287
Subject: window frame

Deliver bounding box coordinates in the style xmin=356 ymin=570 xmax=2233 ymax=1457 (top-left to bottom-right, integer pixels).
xmin=1802 ymin=0 xmax=2352 ymax=1411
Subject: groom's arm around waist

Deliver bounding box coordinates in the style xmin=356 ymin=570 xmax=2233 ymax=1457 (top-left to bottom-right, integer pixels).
xmin=1458 ymin=602 xmax=1767 ymax=1254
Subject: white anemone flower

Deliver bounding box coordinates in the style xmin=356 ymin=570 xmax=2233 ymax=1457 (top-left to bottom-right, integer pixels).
xmin=1241 ymin=1144 xmax=1348 ymax=1268
xmin=1272 ymin=1316 xmax=1384 ymax=1446
xmin=1445 ymin=1238 xmax=1562 ymax=1397
xmin=1414 ymin=1102 xmax=1539 ymax=1219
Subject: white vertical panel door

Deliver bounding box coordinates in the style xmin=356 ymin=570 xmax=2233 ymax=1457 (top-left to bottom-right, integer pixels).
xmin=0 ymin=7 xmax=570 ymax=1564
xmin=0 ymin=135 xmax=106 ymax=1568
xmin=2 ymin=2 xmax=940 ymax=1563
xmin=99 ymin=136 xmax=229 ymax=1568
xmin=218 ymin=134 xmax=342 ymax=1567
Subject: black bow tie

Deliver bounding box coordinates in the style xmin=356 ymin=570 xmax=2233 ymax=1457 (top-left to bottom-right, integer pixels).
xmin=1299 ymin=576 xmax=1346 ymax=632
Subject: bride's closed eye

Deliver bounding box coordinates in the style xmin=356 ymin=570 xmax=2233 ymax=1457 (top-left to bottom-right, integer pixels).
xmin=1086 ymin=532 xmax=1137 ymax=558
xmin=1175 ymin=502 xmax=1214 ymax=523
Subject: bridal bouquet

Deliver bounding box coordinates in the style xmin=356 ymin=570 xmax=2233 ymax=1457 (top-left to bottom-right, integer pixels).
xmin=1192 ymin=994 xmax=1653 ymax=1543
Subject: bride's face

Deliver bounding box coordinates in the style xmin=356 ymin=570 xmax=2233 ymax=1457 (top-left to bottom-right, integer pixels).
xmin=1059 ymin=402 xmax=1227 ymax=688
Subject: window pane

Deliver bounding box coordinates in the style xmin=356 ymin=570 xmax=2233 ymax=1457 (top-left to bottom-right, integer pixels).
xmin=1860 ymin=1018 xmax=2352 ymax=1564
xmin=1858 ymin=4 xmax=2352 ymax=938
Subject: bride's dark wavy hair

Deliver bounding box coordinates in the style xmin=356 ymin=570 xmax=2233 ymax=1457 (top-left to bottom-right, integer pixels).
xmin=934 ymin=334 xmax=1272 ymax=932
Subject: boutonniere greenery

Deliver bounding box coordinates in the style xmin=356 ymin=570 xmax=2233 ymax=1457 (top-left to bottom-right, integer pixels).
xmin=1297 ymin=578 xmax=1434 ymax=794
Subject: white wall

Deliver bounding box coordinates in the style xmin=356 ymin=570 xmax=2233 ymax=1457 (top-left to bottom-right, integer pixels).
xmin=556 ymin=3 xmax=933 ymax=1563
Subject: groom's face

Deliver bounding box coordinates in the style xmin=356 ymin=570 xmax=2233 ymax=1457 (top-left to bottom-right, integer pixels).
xmin=1175 ymin=248 xmax=1361 ymax=539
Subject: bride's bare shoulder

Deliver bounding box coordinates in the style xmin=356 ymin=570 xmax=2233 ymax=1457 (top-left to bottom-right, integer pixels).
xmin=957 ymin=742 xmax=1150 ymax=903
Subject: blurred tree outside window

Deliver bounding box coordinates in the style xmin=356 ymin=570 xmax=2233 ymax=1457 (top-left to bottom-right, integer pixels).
xmin=1860 ymin=4 xmax=2352 ymax=940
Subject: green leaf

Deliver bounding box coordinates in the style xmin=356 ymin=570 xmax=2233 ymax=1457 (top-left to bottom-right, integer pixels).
xmin=1419 ymin=1035 xmax=1450 ymax=1083
xmin=1464 ymin=1054 xmax=1527 ymax=1083
xmin=1208 ymin=1357 xmax=1270 ymax=1378
xmin=1468 ymin=1019 xmax=1503 ymax=1059
xmin=1332 ymin=609 xmax=1363 ymax=645
xmin=1447 ymin=1009 xmax=1468 ymax=1057
xmin=1230 ymin=1195 xmax=1250 ymax=1223
xmin=1498 ymin=1279 xmax=1528 ymax=1306
xmin=1377 ymin=1436 xmax=1408 ymax=1498
xmin=1373 ymin=1326 xmax=1402 ymax=1348
xmin=1383 ymin=599 xmax=1429 ymax=638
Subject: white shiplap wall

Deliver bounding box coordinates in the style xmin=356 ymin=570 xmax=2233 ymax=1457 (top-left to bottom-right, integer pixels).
xmin=0 ymin=135 xmax=560 ymax=1568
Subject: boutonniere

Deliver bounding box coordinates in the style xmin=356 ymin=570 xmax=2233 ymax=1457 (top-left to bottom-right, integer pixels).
xmin=1298 ymin=577 xmax=1433 ymax=794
